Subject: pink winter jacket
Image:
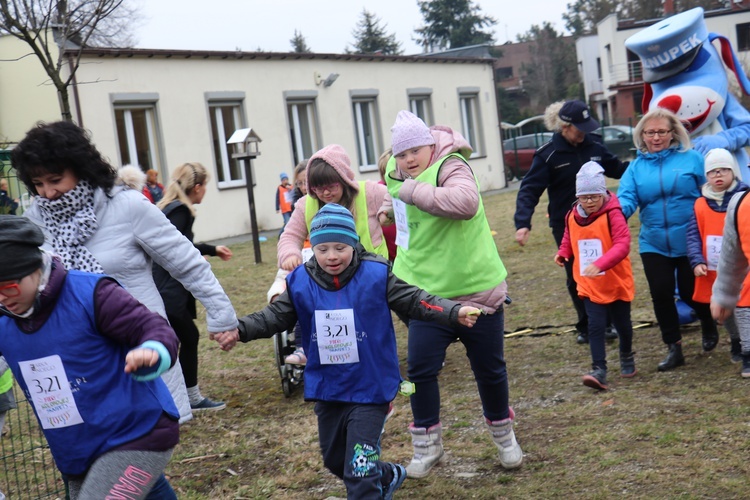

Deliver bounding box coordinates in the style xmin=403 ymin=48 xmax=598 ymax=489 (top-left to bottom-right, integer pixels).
xmin=277 ymin=181 xmax=387 ymax=268
xmin=380 ymin=126 xmax=508 ymax=313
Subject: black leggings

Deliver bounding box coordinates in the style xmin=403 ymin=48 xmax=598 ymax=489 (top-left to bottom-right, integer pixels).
xmin=167 ymin=312 xmax=200 ymax=388
xmin=640 ymin=253 xmax=717 ymax=345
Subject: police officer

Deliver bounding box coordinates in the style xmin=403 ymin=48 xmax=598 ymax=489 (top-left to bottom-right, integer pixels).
xmin=514 ymin=100 xmax=629 ymax=343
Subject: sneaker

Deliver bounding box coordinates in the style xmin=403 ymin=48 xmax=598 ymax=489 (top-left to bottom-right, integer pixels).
xmin=605 ymin=326 xmax=618 ymax=341
xmin=383 ymin=463 xmax=407 ymax=500
xmin=582 ymin=367 xmax=608 ymax=390
xmin=191 ymin=397 xmax=226 ymax=411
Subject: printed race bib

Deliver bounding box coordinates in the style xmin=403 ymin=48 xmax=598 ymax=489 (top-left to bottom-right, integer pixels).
xmin=314 ymin=309 xmax=359 ymax=364
xmin=301 ymin=247 xmax=314 ymax=263
xmin=578 ymin=238 xmax=604 ymax=275
xmin=392 ymin=198 xmax=410 ymax=250
xmin=19 ymin=355 xmax=83 ymax=430
xmin=284 ymin=190 xmax=294 ymax=204
xmin=706 ymin=235 xmax=722 ymax=271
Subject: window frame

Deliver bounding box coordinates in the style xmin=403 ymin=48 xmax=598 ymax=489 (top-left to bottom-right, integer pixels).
xmin=284 ymin=90 xmax=321 ymax=167
xmin=457 ymin=87 xmax=485 ymax=158
xmin=110 ymin=93 xmax=164 ymax=175
xmin=205 ymin=92 xmax=247 ymax=189
xmin=350 ymin=89 xmax=382 ymax=173
xmin=407 ymin=88 xmax=434 ymax=126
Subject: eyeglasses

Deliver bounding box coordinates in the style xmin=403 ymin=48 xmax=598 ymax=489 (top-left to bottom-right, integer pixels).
xmin=643 ymin=129 xmax=673 ymax=138
xmin=295 ymin=180 xmax=307 ymax=188
xmin=310 ymin=182 xmax=341 ymax=195
xmin=0 ymin=281 xmax=21 ymax=298
xmin=707 ymin=168 xmax=732 ymax=177
xmin=577 ymin=194 xmax=602 ymax=203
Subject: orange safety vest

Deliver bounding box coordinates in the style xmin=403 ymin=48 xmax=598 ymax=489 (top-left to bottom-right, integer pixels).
xmin=278 ymin=185 xmax=293 ymax=213
xmin=568 ymin=209 xmax=635 ymax=305
xmin=732 ymin=192 xmax=750 ymax=307
xmin=693 ymin=197 xmax=727 ymax=303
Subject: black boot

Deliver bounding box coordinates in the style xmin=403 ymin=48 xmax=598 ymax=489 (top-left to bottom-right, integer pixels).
xmin=605 ymin=325 xmax=618 ymax=341
xmin=619 ymin=351 xmax=637 ymax=378
xmin=657 ymin=343 xmax=685 ymax=372
xmin=576 ymin=331 xmax=589 ymax=344
xmin=702 ymin=329 xmax=719 ymax=352
xmin=731 ymin=338 xmax=742 ymax=363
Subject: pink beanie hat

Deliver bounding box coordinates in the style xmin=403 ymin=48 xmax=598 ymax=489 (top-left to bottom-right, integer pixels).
xmin=391 ymin=110 xmax=435 ymax=156
xmin=307 ymin=144 xmax=359 ymax=191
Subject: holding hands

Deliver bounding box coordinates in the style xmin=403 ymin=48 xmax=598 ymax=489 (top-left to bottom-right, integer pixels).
xmin=210 ymin=328 xmax=240 ymax=351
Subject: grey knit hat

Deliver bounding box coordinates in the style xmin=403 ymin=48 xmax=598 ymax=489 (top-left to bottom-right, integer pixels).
xmin=0 ymin=215 xmax=44 ymax=281
xmin=576 ymin=161 xmax=607 ymax=196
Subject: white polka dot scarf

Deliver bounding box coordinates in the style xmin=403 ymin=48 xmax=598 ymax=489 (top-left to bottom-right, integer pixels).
xmin=36 ymin=180 xmax=104 ymax=274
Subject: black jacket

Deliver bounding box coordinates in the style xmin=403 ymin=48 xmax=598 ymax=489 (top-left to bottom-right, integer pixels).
xmin=153 ymin=201 xmax=217 ymax=318
xmin=514 ymin=132 xmax=628 ymax=230
xmin=237 ymin=245 xmax=462 ymax=342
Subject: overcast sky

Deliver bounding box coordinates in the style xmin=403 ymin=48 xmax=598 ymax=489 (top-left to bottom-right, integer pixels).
xmin=134 ymin=0 xmax=571 ymax=54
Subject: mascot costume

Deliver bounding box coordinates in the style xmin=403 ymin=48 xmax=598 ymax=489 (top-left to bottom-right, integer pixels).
xmin=626 ymin=7 xmax=750 ymax=180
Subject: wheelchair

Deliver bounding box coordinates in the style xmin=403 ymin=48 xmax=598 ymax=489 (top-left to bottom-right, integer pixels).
xmin=273 ymin=328 xmax=304 ymax=397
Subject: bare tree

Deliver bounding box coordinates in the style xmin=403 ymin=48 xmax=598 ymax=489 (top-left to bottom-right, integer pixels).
xmin=0 ymin=0 xmax=140 ymax=121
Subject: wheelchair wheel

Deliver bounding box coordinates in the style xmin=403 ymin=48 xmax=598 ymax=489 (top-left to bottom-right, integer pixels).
xmin=282 ymin=378 xmax=292 ymax=397
xmin=273 ymin=331 xmax=289 ymax=379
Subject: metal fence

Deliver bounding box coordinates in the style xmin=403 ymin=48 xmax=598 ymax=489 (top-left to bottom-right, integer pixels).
xmin=0 ymin=385 xmax=66 ymax=499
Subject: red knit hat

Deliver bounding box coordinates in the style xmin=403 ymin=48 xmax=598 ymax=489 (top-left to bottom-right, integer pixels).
xmin=307 ymin=144 xmax=359 ymax=191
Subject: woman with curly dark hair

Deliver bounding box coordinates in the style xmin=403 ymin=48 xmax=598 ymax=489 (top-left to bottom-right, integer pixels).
xmin=12 ymin=121 xmax=239 ymax=423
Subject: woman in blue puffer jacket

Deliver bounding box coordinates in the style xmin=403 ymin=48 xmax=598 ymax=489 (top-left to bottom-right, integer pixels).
xmin=618 ymin=107 xmax=716 ymax=372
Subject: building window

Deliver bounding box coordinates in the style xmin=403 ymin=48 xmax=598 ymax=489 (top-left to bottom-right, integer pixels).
xmin=738 ymin=23 xmax=750 ymax=51
xmin=408 ymin=88 xmax=433 ymax=125
xmin=351 ymin=90 xmax=381 ymax=172
xmin=496 ymin=66 xmax=513 ymax=80
xmin=458 ymin=89 xmax=484 ymax=157
xmin=208 ymin=102 xmax=245 ymax=188
xmin=285 ymin=92 xmax=320 ymax=166
xmin=114 ymin=104 xmax=162 ymax=173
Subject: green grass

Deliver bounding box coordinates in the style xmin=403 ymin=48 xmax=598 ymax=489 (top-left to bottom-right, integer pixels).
xmin=14 ymin=180 xmax=747 ymax=499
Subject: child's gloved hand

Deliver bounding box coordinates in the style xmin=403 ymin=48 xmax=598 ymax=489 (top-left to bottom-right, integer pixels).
xmin=458 ymin=306 xmax=482 ymax=327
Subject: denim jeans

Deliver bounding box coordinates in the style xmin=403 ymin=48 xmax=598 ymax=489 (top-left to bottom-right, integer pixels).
xmin=407 ymin=309 xmax=509 ymax=427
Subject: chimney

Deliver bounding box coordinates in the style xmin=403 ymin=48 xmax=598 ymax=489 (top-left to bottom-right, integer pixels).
xmin=663 ymin=0 xmax=675 ymax=16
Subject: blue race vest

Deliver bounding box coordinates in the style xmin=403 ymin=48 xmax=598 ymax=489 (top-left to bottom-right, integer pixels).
xmin=287 ymin=259 xmax=400 ymax=404
xmin=0 ymin=271 xmax=178 ymax=475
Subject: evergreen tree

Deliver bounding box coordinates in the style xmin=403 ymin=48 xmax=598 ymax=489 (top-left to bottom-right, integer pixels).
xmin=290 ymin=29 xmax=311 ymax=53
xmin=415 ymin=0 xmax=496 ymax=51
xmin=347 ymin=9 xmax=402 ymax=55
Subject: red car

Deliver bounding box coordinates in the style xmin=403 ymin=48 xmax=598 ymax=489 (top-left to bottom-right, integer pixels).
xmin=503 ymin=133 xmax=553 ymax=180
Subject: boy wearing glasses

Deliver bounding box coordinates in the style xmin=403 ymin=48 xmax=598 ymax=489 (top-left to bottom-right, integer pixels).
xmin=687 ymin=148 xmax=748 ymax=363
xmin=554 ymin=162 xmax=636 ymax=390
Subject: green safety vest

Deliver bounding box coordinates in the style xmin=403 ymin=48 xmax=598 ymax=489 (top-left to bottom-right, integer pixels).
xmin=0 ymin=368 xmax=13 ymax=394
xmin=385 ymin=153 xmax=507 ymax=298
xmin=305 ymin=181 xmax=389 ymax=258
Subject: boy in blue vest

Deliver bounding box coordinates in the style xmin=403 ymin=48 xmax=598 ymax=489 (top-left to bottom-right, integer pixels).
xmin=0 ymin=215 xmax=180 ymax=499
xmin=225 ymin=203 xmax=480 ymax=499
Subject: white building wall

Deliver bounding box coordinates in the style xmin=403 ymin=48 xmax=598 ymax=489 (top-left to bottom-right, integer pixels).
xmin=68 ymin=54 xmax=503 ymax=241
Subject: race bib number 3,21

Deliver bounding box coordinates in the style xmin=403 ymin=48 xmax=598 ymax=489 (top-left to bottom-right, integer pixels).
xmin=314 ymin=309 xmax=359 ymax=364
xmin=19 ymin=354 xmax=84 ymax=429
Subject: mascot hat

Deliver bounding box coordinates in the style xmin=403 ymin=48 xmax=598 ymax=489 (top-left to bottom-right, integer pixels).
xmin=625 ymin=8 xmax=707 ymax=83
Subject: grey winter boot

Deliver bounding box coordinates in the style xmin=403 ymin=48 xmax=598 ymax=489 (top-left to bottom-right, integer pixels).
xmin=406 ymin=422 xmax=446 ymax=479
xmin=619 ymin=351 xmax=637 ymax=378
xmin=486 ymin=408 xmax=523 ymax=469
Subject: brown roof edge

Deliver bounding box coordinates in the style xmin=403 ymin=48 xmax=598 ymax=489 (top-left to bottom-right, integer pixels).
xmin=67 ymin=46 xmax=495 ymax=65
